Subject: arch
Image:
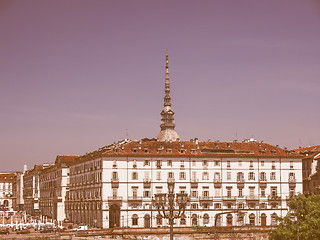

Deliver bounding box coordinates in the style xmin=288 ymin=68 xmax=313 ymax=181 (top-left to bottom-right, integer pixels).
xmin=191 ymin=214 xmax=198 ymax=227
xmin=203 ymin=213 xmax=210 ymax=225
xmin=226 ymin=213 xmax=233 ymax=226
xmin=249 ymin=213 xmax=255 ymax=225
xmin=109 ymin=204 xmax=120 ymax=228
xmin=261 ymin=213 xmax=267 ymax=226
xmin=215 ymin=215 xmax=221 ymax=226
xmin=180 ymin=213 xmax=186 ymax=225
xmin=3 ymin=200 xmax=9 ymax=208
xmin=132 ymin=214 xmax=138 ymax=226
xmin=144 ymin=214 xmax=151 ymax=228
xmin=156 ymin=214 xmax=163 ymax=226
xmin=271 ymin=213 xmax=278 ymax=226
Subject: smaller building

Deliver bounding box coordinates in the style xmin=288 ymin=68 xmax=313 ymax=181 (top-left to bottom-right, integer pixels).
xmin=295 ymin=145 xmax=320 ymax=194
xmin=0 ymin=173 xmax=15 ymax=210
xmin=23 ymin=164 xmax=52 ymax=216
xmin=39 ymin=155 xmax=76 ymax=222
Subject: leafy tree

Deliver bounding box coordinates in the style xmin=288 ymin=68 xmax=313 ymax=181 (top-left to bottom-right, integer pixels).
xmin=269 ymin=194 xmax=320 ymax=240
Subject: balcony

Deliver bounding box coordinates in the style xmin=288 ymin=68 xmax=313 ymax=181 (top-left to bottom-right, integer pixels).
xmin=111 ymin=178 xmax=119 ymax=188
xmin=127 ymin=196 xmax=143 ymax=203
xmin=108 ymin=196 xmax=123 ymax=203
xmin=288 ymin=178 xmax=296 ymax=188
xmin=222 ymin=196 xmax=237 ymax=202
xmin=143 ymin=179 xmax=151 ymax=188
xmin=246 ymin=195 xmax=259 ymax=202
xmin=259 ymin=179 xmax=267 ymax=188
xmin=213 ymin=178 xmax=222 ymax=188
xmin=237 ymin=179 xmax=245 ymax=188
xmin=268 ymin=195 xmax=281 ymax=202
xmin=199 ymin=196 xmax=214 ymax=202
xmin=191 ymin=179 xmax=198 ymax=188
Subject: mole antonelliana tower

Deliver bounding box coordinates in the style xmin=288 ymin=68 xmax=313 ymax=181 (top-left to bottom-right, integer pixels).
xmin=157 ymin=53 xmax=180 ymax=142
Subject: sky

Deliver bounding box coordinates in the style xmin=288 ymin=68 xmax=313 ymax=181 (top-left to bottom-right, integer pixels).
xmin=0 ymin=0 xmax=320 ymax=172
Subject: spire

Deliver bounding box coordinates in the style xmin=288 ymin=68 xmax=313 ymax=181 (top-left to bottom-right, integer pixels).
xmin=157 ymin=52 xmax=180 ymax=142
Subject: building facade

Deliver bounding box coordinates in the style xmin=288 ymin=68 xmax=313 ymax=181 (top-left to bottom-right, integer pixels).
xmin=0 ymin=173 xmax=15 ymax=210
xmin=39 ymin=156 xmax=75 ymax=222
xmin=23 ymin=164 xmax=51 ymax=216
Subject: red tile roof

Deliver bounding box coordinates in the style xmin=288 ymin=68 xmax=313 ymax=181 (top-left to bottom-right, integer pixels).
xmin=75 ymin=139 xmax=301 ymax=162
xmin=55 ymin=155 xmax=77 ymax=164
xmin=293 ymin=145 xmax=320 ymax=154
xmin=0 ymin=173 xmax=15 ymax=183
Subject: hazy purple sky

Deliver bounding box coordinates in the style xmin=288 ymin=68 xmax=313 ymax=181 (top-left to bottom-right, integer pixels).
xmin=1 ymin=0 xmax=320 ymax=171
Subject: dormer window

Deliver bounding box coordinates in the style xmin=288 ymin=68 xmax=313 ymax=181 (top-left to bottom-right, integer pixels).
xmin=180 ymin=149 xmax=186 ymax=154
xmin=132 ymin=148 xmax=137 ymax=153
xmin=166 ymin=149 xmax=172 ymax=154
xmin=157 ymin=149 xmax=162 ymax=154
xmin=143 ymin=148 xmax=149 ymax=153
xmin=114 ymin=148 xmax=120 ymax=153
xmin=190 ymin=149 xmax=196 ymax=154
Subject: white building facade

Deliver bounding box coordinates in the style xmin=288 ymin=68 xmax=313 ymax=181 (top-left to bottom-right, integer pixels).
xmin=66 ymin=139 xmax=302 ymax=229
xmin=0 ymin=173 xmax=15 ymax=210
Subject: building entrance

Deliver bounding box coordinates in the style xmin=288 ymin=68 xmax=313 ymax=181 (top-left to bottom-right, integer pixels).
xmin=109 ymin=204 xmax=120 ymax=228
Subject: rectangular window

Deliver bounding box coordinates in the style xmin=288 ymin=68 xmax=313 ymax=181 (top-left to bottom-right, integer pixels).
xmin=132 ymin=187 xmax=138 ymax=197
xmin=249 ymin=187 xmax=255 ymax=197
xmin=214 ymin=160 xmax=220 ymax=166
xmin=261 ymin=188 xmax=266 ymax=197
xmin=143 ymin=190 xmax=151 ymax=198
xmin=261 ymin=161 xmax=264 ymax=166
xmin=192 ymin=160 xmax=196 ymax=167
xmin=270 ymin=172 xmax=276 ymax=180
xmin=248 ymin=172 xmax=255 ymax=180
xmin=168 ymin=172 xmax=174 ymax=179
xmin=272 ymin=161 xmax=276 ymax=170
xmin=112 ymin=172 xmax=118 ymax=180
xmin=132 ymin=172 xmax=138 ymax=180
xmin=215 ymin=188 xmax=220 ymax=197
xmin=156 ymin=160 xmax=162 ymax=168
xmin=238 ymin=188 xmax=243 ymax=197
xmin=179 ymin=172 xmax=186 ymax=180
xmin=144 ymin=160 xmax=150 ymax=166
xmin=191 ymin=190 xmax=198 ymax=198
xmin=227 ymin=187 xmax=232 ymax=197
xmin=192 ymin=171 xmax=197 ymax=181
xmin=227 ymin=161 xmax=231 ymax=168
xmin=290 ymin=161 xmax=294 ymax=169
xmin=203 ymin=190 xmax=209 ymax=197
xmin=203 ymin=160 xmax=208 ymax=167
xmin=156 ymin=171 xmax=161 ymax=180
xmin=271 ymin=187 xmax=277 ymax=196
xmin=250 ymin=161 xmax=253 ymax=168
xmin=214 ymin=203 xmax=221 ymax=209
xmin=227 ymin=172 xmax=231 ymax=180
xmin=112 ymin=188 xmax=117 ymax=198
xmin=167 ymin=160 xmax=172 ymax=167
xmin=202 ymin=172 xmax=209 ymax=180
xmin=214 ymin=172 xmax=220 ymax=181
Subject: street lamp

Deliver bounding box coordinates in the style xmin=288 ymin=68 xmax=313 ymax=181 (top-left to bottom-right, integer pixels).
xmin=154 ymin=179 xmax=188 ymax=240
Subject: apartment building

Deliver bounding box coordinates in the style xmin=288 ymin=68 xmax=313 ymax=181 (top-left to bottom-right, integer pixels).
xmin=39 ymin=156 xmax=75 ymax=222
xmin=0 ymin=173 xmax=15 ymax=210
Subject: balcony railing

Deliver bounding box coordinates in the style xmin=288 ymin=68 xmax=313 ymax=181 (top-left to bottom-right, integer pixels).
xmin=246 ymin=195 xmax=259 ymax=201
xmin=127 ymin=196 xmax=143 ymax=202
xmin=222 ymin=196 xmax=237 ymax=201
xmin=237 ymin=179 xmax=245 ymax=188
xmin=288 ymin=178 xmax=296 ymax=187
xmin=107 ymin=196 xmax=123 ymax=202
xmin=143 ymin=179 xmax=151 ymax=188
xmin=259 ymin=179 xmax=267 ymax=188
xmin=268 ymin=195 xmax=281 ymax=201
xmin=199 ymin=196 xmax=214 ymax=202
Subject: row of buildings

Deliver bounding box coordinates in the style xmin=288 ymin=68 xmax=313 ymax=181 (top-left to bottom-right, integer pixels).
xmin=2 ymin=53 xmax=320 ymax=229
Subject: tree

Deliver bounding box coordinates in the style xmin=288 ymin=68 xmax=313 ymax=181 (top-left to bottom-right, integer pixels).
xmin=269 ymin=194 xmax=320 ymax=240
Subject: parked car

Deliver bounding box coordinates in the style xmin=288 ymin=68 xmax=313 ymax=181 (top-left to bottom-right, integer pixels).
xmin=73 ymin=225 xmax=88 ymax=231
xmin=0 ymin=229 xmax=9 ymax=234
xmin=16 ymin=229 xmax=30 ymax=234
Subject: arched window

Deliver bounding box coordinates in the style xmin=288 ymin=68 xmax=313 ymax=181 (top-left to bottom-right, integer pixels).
xmin=180 ymin=214 xmax=186 ymax=225
xmin=227 ymin=213 xmax=233 ymax=226
xmin=132 ymin=214 xmax=138 ymax=226
xmin=144 ymin=214 xmax=150 ymax=228
xmin=156 ymin=214 xmax=162 ymax=225
xmin=271 ymin=213 xmax=278 ymax=226
xmin=237 ymin=213 xmax=244 ymax=226
xmin=249 ymin=213 xmax=255 ymax=225
xmin=203 ymin=213 xmax=210 ymax=225
xmin=192 ymin=214 xmax=198 ymax=227
xmin=215 ymin=215 xmax=221 ymax=226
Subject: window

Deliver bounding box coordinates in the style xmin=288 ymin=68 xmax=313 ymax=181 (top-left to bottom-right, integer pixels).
xmin=180 ymin=216 xmax=186 ymax=225
xmin=143 ymin=160 xmax=150 ymax=166
xmin=238 ymin=203 xmax=244 ymax=209
xmin=271 ymin=214 xmax=278 ymax=225
xmin=238 ymin=188 xmax=243 ymax=197
xmin=179 ymin=172 xmax=186 ymax=180
xmin=259 ymin=172 xmax=266 ymax=181
xmin=132 ymin=187 xmax=138 ymax=197
xmin=260 ymin=203 xmax=266 ymax=209
xmin=237 ymin=172 xmax=244 ymax=181
xmin=215 ymin=188 xmax=220 ymax=197
xmin=214 ymin=203 xmax=221 ymax=209
xmin=132 ymin=214 xmax=138 ymax=226
xmin=227 ymin=172 xmax=231 ymax=180
xmin=143 ymin=190 xmax=151 ymax=198
xmin=113 ymin=160 xmax=117 ymax=168
xmin=202 ymin=172 xmax=209 ymax=180
xmin=167 ymin=160 xmax=172 ymax=167
xmin=203 ymin=190 xmax=209 ymax=197
xmin=112 ymin=188 xmax=117 ymax=198
xmin=133 ymin=160 xmax=137 ymax=168
xmin=214 ymin=160 xmax=220 ymax=166
xmin=191 ymin=190 xmax=198 ymax=198
xmin=227 ymin=187 xmax=232 ymax=197
xmin=168 ymin=172 xmax=174 ymax=179
xmin=261 ymin=188 xmax=266 ymax=197
xmin=191 ymin=203 xmax=198 ymax=209
xmin=203 ymin=214 xmax=210 ymax=225
xmin=238 ymin=161 xmax=242 ymax=166
xmin=180 ymin=160 xmax=185 ymax=169
xmin=227 ymin=161 xmax=231 ymax=168
xmin=271 ymin=187 xmax=277 ymax=196
xmin=156 ymin=215 xmax=162 ymax=225
xmin=289 ymin=172 xmax=295 ymax=180
xmin=156 ymin=171 xmax=161 ymax=180
xmin=290 ymin=161 xmax=294 ymax=169
xmin=112 ymin=172 xmax=118 ymax=180
xmin=203 ymin=160 xmax=208 ymax=168
xmin=132 ymin=172 xmax=138 ymax=180
xmin=192 ymin=171 xmax=197 ymax=181
xmin=156 ymin=160 xmax=162 ymax=168
xmin=192 ymin=160 xmax=196 ymax=166
xmin=272 ymin=161 xmax=276 ymax=170
xmin=227 ymin=203 xmax=233 ymax=209
xmin=261 ymin=161 xmax=264 ymax=166
xmin=248 ymin=172 xmax=255 ymax=180
xmin=249 ymin=187 xmax=255 ymax=197
xmin=250 ymin=161 xmax=253 ymax=168
xmin=214 ymin=172 xmax=220 ymax=181
xmin=270 ymin=172 xmax=276 ymax=180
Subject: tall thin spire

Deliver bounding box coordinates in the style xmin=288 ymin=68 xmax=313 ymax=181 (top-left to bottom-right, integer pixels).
xmin=157 ymin=52 xmax=180 ymax=142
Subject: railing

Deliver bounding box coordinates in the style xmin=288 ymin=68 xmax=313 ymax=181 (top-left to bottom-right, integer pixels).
xmin=128 ymin=196 xmax=143 ymax=201
xmin=268 ymin=195 xmax=281 ymax=201
xmin=222 ymin=196 xmax=237 ymax=201
xmin=246 ymin=195 xmax=259 ymax=201
xmin=199 ymin=196 xmax=214 ymax=201
xmin=107 ymin=196 xmax=123 ymax=201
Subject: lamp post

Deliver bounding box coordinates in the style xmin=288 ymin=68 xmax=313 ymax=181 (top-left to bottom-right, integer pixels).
xmin=154 ymin=179 xmax=188 ymax=240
